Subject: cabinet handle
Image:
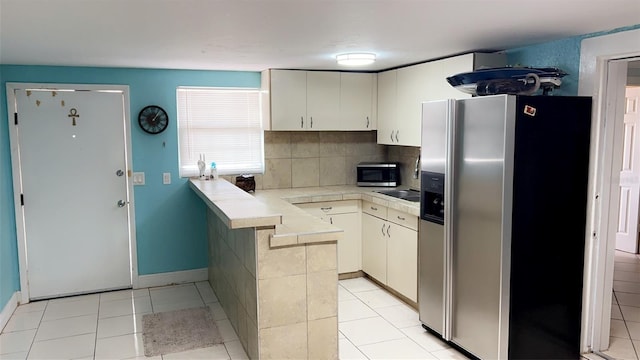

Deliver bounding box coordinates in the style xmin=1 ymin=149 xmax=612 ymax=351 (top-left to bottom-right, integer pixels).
xmin=397 ymin=215 xmax=405 ymax=221
xmin=381 ymin=224 xmax=386 ymax=236
xmin=390 ymin=130 xmax=394 ymax=142
xmin=330 ymin=217 xmax=333 ymax=225
xmin=395 ymin=130 xmax=399 ymax=142
xmin=371 ymin=206 xmax=378 ymax=211
xmin=310 ymin=117 xmax=313 ymax=128
xmin=300 ymin=116 xmax=304 ymax=128
xmin=320 ymin=206 xmax=332 ymax=211
xmin=387 ymin=224 xmax=391 ymax=237
xmin=366 ymin=116 xmax=370 ymax=128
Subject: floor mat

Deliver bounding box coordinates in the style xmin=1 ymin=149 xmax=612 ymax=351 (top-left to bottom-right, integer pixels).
xmin=142 ymin=306 xmax=223 ymax=357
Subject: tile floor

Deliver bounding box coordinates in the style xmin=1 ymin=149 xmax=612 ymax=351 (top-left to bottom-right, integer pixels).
xmin=3 ymin=266 xmax=637 ymax=359
xmin=337 ymin=277 xmax=466 ymax=360
xmin=0 ymin=277 xmax=468 ymax=360
xmin=0 ymin=282 xmax=246 ymax=360
xmin=601 ymin=250 xmax=640 ymax=360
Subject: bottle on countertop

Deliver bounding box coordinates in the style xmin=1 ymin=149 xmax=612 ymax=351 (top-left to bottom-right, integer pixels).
xmin=197 ymin=154 xmax=206 ymax=179
xmin=210 ymin=162 xmax=218 ymax=180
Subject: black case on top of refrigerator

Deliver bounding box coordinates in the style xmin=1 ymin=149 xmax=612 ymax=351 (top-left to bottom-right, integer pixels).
xmin=418 ymin=95 xmax=592 ymax=359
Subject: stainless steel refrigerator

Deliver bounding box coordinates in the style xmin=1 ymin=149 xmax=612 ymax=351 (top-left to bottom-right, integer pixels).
xmin=418 ymin=95 xmax=592 ymax=359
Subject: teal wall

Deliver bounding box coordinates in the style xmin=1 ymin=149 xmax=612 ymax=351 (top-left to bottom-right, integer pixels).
xmin=506 ymin=24 xmax=640 ymax=96
xmin=0 ymin=66 xmax=260 ymax=309
xmin=0 ymin=77 xmax=19 ymax=310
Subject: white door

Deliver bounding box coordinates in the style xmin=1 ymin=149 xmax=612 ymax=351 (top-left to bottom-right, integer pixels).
xmin=616 ymin=86 xmax=640 ymax=254
xmin=14 ymin=87 xmax=132 ymax=299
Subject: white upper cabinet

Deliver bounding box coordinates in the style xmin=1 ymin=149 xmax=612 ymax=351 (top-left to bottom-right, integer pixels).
xmin=340 ymin=72 xmax=377 ymax=130
xmin=269 ymin=69 xmax=307 ymax=130
xmin=266 ymin=69 xmax=377 ymax=131
xmin=306 ymin=71 xmax=340 ymax=130
xmin=376 ymin=70 xmax=397 ymax=143
xmin=377 ymin=52 xmax=505 ymax=146
xmin=395 ymin=62 xmax=434 ymax=146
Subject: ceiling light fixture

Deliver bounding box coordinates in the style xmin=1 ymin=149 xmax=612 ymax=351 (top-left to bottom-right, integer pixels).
xmin=336 ymin=53 xmax=376 ymax=66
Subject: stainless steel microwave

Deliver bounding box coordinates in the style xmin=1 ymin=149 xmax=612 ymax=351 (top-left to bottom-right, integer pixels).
xmin=356 ymin=162 xmax=400 ymax=187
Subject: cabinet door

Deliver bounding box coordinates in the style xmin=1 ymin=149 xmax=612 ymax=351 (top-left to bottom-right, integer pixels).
xmin=396 ymin=63 xmax=431 ymax=147
xmin=387 ymin=223 xmax=418 ymax=302
xmin=330 ymin=213 xmax=362 ymax=274
xmin=297 ymin=200 xmax=361 ymax=274
xmin=340 ymin=73 xmax=374 ymax=130
xmin=376 ymin=70 xmax=397 ymax=145
xmin=435 ymin=53 xmax=475 ymax=100
xmin=270 ymin=70 xmax=307 ymax=130
xmin=307 ymin=71 xmax=340 ymax=130
xmin=362 ymin=213 xmax=387 ymax=284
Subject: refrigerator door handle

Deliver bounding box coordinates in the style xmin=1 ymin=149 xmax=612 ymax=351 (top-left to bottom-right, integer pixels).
xmin=443 ymin=98 xmax=456 ymax=341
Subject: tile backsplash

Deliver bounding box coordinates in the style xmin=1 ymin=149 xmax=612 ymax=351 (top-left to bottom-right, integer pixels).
xmin=222 ymin=131 xmax=421 ymax=191
xmin=387 ymin=145 xmax=421 ymax=190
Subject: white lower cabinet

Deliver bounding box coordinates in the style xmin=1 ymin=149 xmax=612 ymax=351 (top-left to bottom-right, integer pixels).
xmin=362 ymin=201 xmax=418 ymax=302
xmin=297 ymin=200 xmax=361 ymax=274
xmin=386 ymin=222 xmax=418 ymax=302
xmin=298 ymin=199 xmax=417 ymax=302
xmin=362 ymin=212 xmax=388 ymax=283
xmin=331 ymin=212 xmax=362 ymax=273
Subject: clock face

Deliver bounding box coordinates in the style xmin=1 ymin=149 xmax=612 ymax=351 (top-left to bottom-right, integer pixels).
xmin=138 ymin=105 xmax=169 ymax=134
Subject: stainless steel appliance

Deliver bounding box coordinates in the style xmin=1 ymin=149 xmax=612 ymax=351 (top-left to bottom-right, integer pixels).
xmin=418 ymin=95 xmax=592 ymax=359
xmin=356 ymin=162 xmax=400 ymax=187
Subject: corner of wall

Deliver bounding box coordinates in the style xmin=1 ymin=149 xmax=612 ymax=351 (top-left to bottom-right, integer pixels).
xmin=0 ymin=291 xmax=20 ymax=332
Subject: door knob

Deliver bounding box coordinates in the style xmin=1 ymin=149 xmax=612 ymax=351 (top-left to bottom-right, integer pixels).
xmin=116 ymin=169 xmax=124 ymax=177
xmin=117 ymin=200 xmax=126 ymax=207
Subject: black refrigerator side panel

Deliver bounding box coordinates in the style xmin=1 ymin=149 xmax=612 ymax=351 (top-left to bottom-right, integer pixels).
xmin=508 ymin=96 xmax=592 ymax=359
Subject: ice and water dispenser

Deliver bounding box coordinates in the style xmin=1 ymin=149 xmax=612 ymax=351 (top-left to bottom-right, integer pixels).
xmin=421 ymin=172 xmax=444 ymax=225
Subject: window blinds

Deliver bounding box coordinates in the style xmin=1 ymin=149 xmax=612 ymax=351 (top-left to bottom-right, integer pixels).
xmin=177 ymin=87 xmax=264 ymax=177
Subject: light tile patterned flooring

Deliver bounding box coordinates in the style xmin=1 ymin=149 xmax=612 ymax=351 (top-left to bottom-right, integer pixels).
xmin=3 ymin=258 xmax=639 ymax=360
xmin=337 ymin=277 xmax=466 ymax=359
xmin=0 ymin=277 xmax=469 ymax=360
xmin=601 ymin=250 xmax=640 ymax=360
xmin=0 ymin=282 xmax=246 ymax=360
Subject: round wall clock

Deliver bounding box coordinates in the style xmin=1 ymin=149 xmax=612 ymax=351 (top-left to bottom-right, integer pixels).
xmin=138 ymin=105 xmax=169 ymax=134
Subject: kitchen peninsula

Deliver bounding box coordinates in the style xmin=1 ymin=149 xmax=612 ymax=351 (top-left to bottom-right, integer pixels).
xmin=189 ymin=178 xmax=420 ymax=359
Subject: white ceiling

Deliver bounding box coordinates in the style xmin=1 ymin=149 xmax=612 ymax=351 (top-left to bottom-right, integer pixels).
xmin=1 ymin=0 xmax=639 ymax=72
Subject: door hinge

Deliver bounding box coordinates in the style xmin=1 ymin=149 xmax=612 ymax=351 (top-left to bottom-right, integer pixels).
xmin=14 ymin=113 xmax=18 ymax=125
xmin=20 ymin=194 xmax=24 ymax=206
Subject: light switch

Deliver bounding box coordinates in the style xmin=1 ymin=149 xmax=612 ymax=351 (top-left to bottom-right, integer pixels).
xmin=133 ymin=172 xmax=145 ymax=185
xmin=163 ymin=172 xmax=171 ymax=185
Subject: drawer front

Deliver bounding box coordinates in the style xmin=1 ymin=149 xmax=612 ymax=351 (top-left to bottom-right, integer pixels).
xmin=387 ymin=208 xmax=418 ymax=230
xmin=362 ymin=201 xmax=387 ymax=219
xmin=298 ymin=200 xmax=359 ymax=215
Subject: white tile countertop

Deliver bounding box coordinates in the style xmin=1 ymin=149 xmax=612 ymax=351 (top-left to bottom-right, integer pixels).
xmin=189 ymin=178 xmax=420 ymax=247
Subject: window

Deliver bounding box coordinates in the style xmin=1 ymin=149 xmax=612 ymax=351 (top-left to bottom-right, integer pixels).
xmin=177 ymin=87 xmax=263 ymax=177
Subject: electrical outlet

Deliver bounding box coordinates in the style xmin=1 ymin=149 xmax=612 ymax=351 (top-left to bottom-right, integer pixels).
xmin=133 ymin=172 xmax=145 ymax=185
xmin=163 ymin=172 xmax=171 ymax=185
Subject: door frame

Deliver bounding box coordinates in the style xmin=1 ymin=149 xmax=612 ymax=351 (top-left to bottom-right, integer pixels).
xmin=578 ymin=28 xmax=640 ymax=354
xmin=6 ymin=82 xmax=138 ymax=303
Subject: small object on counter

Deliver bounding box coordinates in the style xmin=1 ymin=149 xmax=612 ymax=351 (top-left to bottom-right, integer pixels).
xmin=210 ymin=162 xmax=218 ymax=180
xmin=197 ymin=154 xmax=206 ymax=178
xmin=235 ymin=174 xmax=255 ymax=192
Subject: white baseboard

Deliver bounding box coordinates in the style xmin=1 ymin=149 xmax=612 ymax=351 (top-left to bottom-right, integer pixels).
xmin=0 ymin=292 xmax=20 ymax=332
xmin=136 ymin=268 xmax=208 ymax=289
